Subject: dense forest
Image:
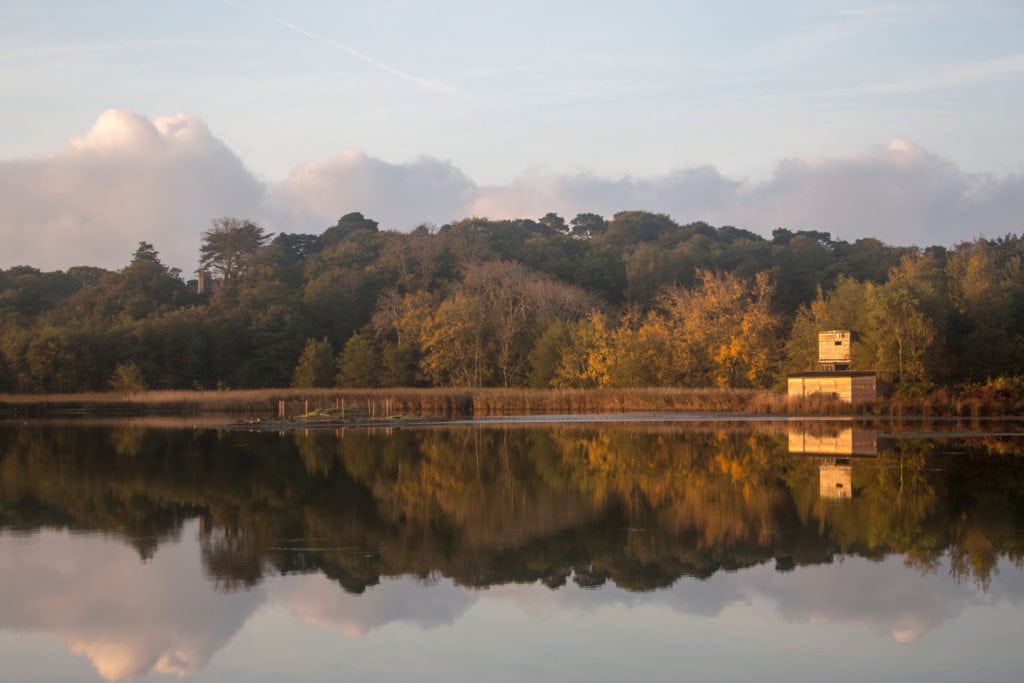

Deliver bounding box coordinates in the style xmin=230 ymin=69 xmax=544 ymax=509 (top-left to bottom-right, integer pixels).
xmin=1 ymin=210 xmax=1023 ymax=394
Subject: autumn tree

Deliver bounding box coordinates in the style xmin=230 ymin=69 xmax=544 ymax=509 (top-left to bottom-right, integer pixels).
xmin=658 ymin=270 xmax=780 ymax=387
xmin=418 ymin=261 xmax=596 ymax=387
xmin=109 ymin=362 xmax=147 ymax=394
xmin=554 ymin=311 xmax=612 ymax=388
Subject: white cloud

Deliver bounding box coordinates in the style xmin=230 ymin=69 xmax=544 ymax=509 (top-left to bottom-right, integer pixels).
xmin=0 ymin=109 xmax=267 ymax=272
xmin=470 ymin=165 xmax=741 ymax=223
xmin=728 ymin=139 xmax=1024 ymax=245
xmin=1 ymin=111 xmax=1022 ymax=275
xmin=271 ymin=150 xmax=477 ymax=231
xmin=472 ymin=140 xmax=1024 ymax=246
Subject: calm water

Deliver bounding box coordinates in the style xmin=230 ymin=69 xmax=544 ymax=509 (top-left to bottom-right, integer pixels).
xmin=1 ymin=417 xmax=1024 ymax=682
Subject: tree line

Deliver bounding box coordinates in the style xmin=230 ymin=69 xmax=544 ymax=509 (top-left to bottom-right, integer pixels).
xmin=1 ymin=210 xmax=1022 ymax=394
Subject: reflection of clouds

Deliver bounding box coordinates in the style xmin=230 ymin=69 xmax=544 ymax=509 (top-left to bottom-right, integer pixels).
xmin=740 ymin=558 xmax=964 ymax=642
xmin=275 ymin=573 xmax=476 ymax=637
xmin=985 ymin=559 xmax=1024 ymax=606
xmin=3 ymin=523 xmax=1024 ymax=682
xmin=487 ymin=569 xmax=745 ymax=620
xmin=482 ymin=556 xmax=1024 ymax=643
xmin=0 ymin=523 xmax=265 ymax=681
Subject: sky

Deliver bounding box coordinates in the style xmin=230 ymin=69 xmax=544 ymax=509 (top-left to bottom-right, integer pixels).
xmin=1 ymin=0 xmax=1023 ymax=272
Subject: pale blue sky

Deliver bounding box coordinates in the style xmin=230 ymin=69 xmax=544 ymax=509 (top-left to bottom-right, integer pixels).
xmin=1 ymin=1 xmax=1023 ymax=269
xmin=4 ymin=0 xmax=1022 ymax=182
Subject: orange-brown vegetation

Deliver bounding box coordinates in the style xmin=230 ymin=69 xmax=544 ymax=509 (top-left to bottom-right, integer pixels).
xmin=3 ymin=379 xmax=1024 ymax=418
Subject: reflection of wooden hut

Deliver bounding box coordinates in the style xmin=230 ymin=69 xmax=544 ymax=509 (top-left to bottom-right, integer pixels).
xmin=788 ymin=330 xmax=876 ymax=403
xmin=787 ymin=427 xmax=877 ymax=457
xmin=819 ymin=460 xmax=853 ymax=500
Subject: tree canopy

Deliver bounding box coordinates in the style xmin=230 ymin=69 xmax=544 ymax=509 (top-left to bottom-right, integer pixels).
xmin=1 ymin=210 xmax=1022 ymax=394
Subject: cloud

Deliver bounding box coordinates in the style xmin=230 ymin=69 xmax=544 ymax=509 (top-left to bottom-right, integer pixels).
xmin=271 ymin=150 xmax=477 ymax=231
xmin=0 ymin=109 xmax=268 ymax=272
xmin=2 ymin=111 xmax=1022 ymax=275
xmin=470 ymin=165 xmax=741 ymax=223
xmin=472 ymin=140 xmax=1024 ymax=246
xmin=727 ymin=139 xmax=1024 ymax=245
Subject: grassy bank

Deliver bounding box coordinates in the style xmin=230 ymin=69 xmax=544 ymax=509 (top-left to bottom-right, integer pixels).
xmin=1 ymin=383 xmax=1022 ymax=419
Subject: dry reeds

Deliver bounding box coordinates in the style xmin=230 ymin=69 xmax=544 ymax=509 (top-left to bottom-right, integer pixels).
xmin=0 ymin=386 xmax=777 ymax=419
xmin=2 ymin=381 xmax=1021 ymax=419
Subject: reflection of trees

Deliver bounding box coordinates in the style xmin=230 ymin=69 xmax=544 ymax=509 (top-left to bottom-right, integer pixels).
xmin=945 ymin=446 xmax=1024 ymax=590
xmin=1 ymin=424 xmax=1023 ymax=593
xmin=813 ymin=444 xmax=940 ymax=561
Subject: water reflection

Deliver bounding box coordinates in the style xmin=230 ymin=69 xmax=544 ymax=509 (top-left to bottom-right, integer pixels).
xmin=787 ymin=424 xmax=878 ymax=457
xmin=1 ymin=420 xmax=1023 ymax=681
xmin=0 ymin=525 xmax=264 ymax=680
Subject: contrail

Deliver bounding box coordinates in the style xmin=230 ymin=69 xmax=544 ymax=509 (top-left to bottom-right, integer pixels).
xmin=223 ymin=0 xmax=453 ymax=93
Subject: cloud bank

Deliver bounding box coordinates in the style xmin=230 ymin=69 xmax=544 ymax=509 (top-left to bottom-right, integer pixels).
xmin=2 ymin=110 xmax=1021 ymax=272
xmin=0 ymin=110 xmax=267 ymax=273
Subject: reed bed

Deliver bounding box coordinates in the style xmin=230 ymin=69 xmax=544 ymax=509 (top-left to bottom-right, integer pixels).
xmin=1 ymin=383 xmax=1021 ymax=419
xmin=0 ymin=387 xmax=777 ymax=418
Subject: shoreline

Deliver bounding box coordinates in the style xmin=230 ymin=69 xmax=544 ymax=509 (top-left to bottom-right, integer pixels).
xmin=1 ymin=384 xmax=1021 ymax=421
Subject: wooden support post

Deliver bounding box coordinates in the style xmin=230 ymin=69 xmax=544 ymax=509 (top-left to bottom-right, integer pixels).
xmin=304 ymin=399 xmax=309 ymax=416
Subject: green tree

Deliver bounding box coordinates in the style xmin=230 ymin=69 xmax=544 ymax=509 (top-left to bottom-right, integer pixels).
xmin=538 ymin=212 xmax=568 ymax=234
xmin=199 ymin=217 xmax=272 ymax=283
xmin=336 ymin=333 xmax=380 ymax=387
xmin=946 ymin=239 xmax=1019 ymax=380
xmin=19 ymin=330 xmax=81 ymax=392
xmin=600 ymin=210 xmax=677 ymax=246
xmin=575 ymin=247 xmax=626 ymax=303
xmin=292 ymin=338 xmax=336 ymax=388
xmin=865 ymin=282 xmax=934 ymax=384
xmin=378 ymin=341 xmax=418 ymax=387
xmin=319 ymin=212 xmax=379 ymax=248
xmin=569 ymin=212 xmax=607 ymax=238
xmin=527 ymin=320 xmax=571 ymax=388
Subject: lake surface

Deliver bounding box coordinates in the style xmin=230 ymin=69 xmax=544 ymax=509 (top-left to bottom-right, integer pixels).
xmin=1 ymin=417 xmax=1023 ymax=682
